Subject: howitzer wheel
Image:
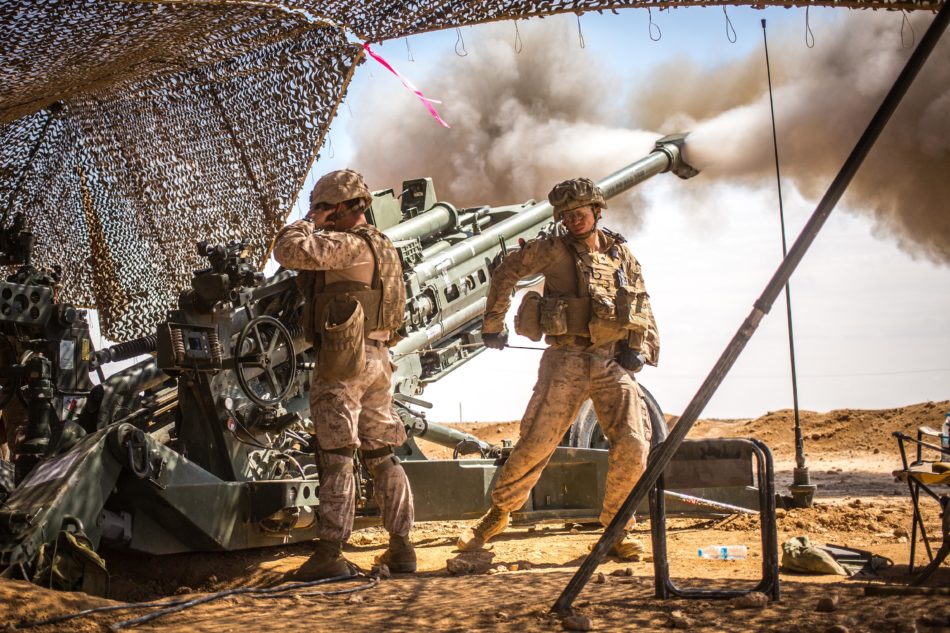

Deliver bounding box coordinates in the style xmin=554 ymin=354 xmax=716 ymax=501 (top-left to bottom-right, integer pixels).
xmin=565 ymin=384 xmax=668 ymax=450
xmin=234 ymin=316 xmax=297 ymax=407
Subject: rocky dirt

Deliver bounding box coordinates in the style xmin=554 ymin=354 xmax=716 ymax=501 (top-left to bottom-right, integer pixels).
xmin=1 ymin=401 xmax=948 ymax=632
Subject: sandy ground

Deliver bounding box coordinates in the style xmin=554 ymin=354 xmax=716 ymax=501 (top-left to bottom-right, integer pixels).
xmin=2 ymin=401 xmax=948 ymax=632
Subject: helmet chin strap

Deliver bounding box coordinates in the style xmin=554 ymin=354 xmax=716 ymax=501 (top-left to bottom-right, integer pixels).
xmin=566 ymin=211 xmax=600 ymax=241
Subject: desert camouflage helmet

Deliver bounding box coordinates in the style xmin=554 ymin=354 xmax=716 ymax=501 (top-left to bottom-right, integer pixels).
xmin=310 ymin=169 xmax=373 ymax=208
xmin=547 ymin=177 xmax=607 ymax=221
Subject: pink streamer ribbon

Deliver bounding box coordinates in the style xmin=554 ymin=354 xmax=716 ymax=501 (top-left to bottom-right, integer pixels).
xmin=363 ymin=43 xmax=450 ymax=128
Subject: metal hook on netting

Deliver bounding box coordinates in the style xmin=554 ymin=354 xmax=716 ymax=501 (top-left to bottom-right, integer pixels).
xmin=901 ymin=10 xmax=916 ymax=48
xmin=514 ymin=20 xmax=524 ymax=54
xmin=455 ymin=27 xmax=468 ymax=56
xmin=405 ymin=37 xmax=415 ymax=62
xmin=723 ymin=7 xmax=737 ymax=43
xmin=648 ymin=8 xmax=662 ymax=42
xmin=576 ymin=13 xmax=586 ymax=49
xmin=805 ymin=6 xmax=815 ymax=48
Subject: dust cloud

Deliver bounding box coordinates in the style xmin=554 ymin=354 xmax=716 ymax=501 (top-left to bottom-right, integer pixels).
xmin=349 ymin=12 xmax=949 ymax=262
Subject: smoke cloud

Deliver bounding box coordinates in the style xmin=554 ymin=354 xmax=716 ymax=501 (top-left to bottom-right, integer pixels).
xmin=350 ymin=12 xmax=950 ymax=262
xmin=349 ymin=19 xmax=655 ymax=230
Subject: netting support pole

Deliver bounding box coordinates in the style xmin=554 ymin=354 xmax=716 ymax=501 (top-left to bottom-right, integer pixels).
xmin=552 ymin=1 xmax=950 ymax=614
xmin=2 ymin=102 xmax=63 ymax=227
xmin=208 ymin=87 xmax=272 ymax=220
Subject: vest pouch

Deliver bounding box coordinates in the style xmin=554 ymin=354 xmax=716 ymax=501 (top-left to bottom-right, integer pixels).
xmin=615 ymin=287 xmax=634 ymax=324
xmin=615 ymin=286 xmax=649 ymax=333
xmin=540 ymin=297 xmax=569 ymax=336
xmin=318 ymin=295 xmax=366 ymax=381
xmin=515 ymin=291 xmax=543 ymax=341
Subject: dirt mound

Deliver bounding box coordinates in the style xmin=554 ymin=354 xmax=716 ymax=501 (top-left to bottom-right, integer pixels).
xmin=431 ymin=400 xmax=950 ymax=460
xmin=689 ymin=400 xmax=950 ymax=457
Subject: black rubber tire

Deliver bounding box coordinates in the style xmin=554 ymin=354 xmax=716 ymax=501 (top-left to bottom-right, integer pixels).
xmin=565 ymin=384 xmax=668 ymax=450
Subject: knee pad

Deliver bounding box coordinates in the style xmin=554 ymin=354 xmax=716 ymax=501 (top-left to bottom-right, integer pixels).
xmin=319 ymin=450 xmax=354 ymax=478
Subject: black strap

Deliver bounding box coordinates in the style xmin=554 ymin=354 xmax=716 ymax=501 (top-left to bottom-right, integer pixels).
xmin=322 ymin=446 xmax=355 ymax=457
xmin=360 ymin=446 xmax=394 ymax=459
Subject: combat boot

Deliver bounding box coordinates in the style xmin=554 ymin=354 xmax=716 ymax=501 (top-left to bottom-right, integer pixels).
xmin=589 ymin=533 xmax=644 ymax=561
xmin=457 ymin=505 xmax=510 ymax=551
xmin=292 ymin=539 xmax=356 ymax=581
xmin=374 ymin=534 xmax=417 ymax=573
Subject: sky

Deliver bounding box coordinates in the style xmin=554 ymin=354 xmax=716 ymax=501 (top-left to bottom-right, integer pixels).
xmin=95 ymin=6 xmax=950 ymax=424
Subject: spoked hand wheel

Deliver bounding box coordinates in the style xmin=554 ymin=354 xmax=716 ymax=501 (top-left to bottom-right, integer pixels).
xmin=234 ymin=316 xmax=297 ymax=407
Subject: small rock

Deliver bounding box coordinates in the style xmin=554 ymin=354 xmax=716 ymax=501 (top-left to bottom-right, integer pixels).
xmin=593 ymin=572 xmax=606 ymax=584
xmin=570 ymin=528 xmax=579 ymax=535
xmin=893 ymin=527 xmax=909 ymax=538
xmin=346 ymin=594 xmax=364 ymax=604
xmin=824 ymin=626 xmax=849 ymax=633
xmin=174 ymin=586 xmax=194 ymax=595
xmin=562 ymin=614 xmax=594 ymax=631
xmin=775 ymin=508 xmax=787 ymax=519
xmin=669 ymin=610 xmax=693 ymax=629
xmin=496 ymin=612 xmax=510 ymax=621
xmin=353 ymin=533 xmax=373 ymax=545
xmin=897 ymin=536 xmax=908 ymax=544
xmin=447 ymin=558 xmax=475 ymax=575
xmin=372 ymin=563 xmax=391 ymax=579
xmin=816 ymin=594 xmax=838 ymax=612
xmin=610 ymin=569 xmax=627 ymax=577
xmin=873 ymin=448 xmax=880 ymax=454
xmin=730 ymin=592 xmax=769 ymax=609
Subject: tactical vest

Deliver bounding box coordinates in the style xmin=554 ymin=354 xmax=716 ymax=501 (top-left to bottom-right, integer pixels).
xmin=515 ymin=232 xmax=648 ymax=346
xmin=296 ymin=225 xmax=406 ymax=344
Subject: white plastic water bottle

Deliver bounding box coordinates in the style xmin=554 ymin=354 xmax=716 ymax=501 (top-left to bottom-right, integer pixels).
xmin=698 ymin=545 xmax=748 ymax=560
xmin=941 ymin=411 xmax=950 ymax=459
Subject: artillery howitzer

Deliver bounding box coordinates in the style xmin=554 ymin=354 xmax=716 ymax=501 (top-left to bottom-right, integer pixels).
xmin=0 ymin=135 xmax=724 ymax=593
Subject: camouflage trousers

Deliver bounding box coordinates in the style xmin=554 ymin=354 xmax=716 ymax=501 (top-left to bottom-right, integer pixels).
xmin=490 ymin=344 xmax=648 ymax=529
xmin=310 ymin=342 xmax=414 ymax=543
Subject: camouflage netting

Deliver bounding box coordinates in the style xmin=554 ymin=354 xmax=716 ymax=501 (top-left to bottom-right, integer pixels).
xmin=0 ymin=0 xmax=941 ymax=341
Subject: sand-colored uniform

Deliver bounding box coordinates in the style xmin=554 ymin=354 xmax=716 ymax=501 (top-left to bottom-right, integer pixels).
xmin=273 ymin=219 xmax=413 ymax=542
xmin=483 ymin=229 xmax=659 ymax=527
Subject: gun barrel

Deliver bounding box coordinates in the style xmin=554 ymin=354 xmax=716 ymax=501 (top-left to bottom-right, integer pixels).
xmin=412 ymin=134 xmax=696 ymax=285
xmin=384 ymin=202 xmax=458 ymax=243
